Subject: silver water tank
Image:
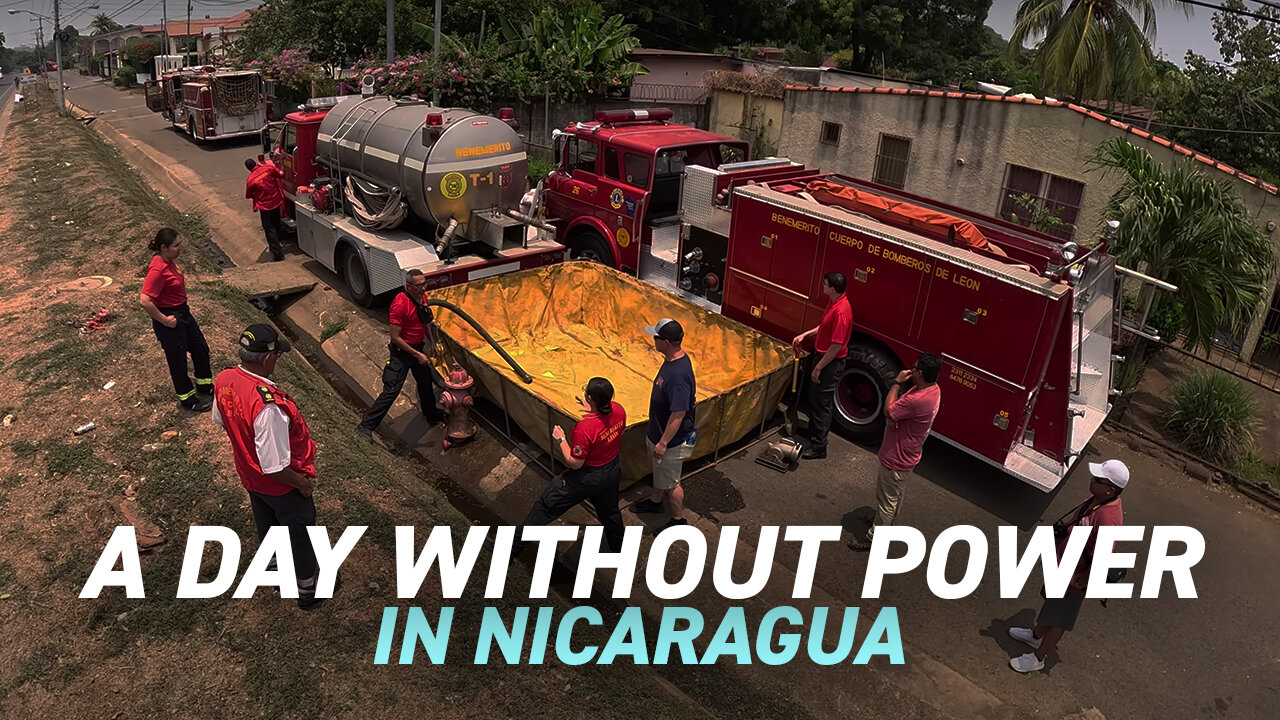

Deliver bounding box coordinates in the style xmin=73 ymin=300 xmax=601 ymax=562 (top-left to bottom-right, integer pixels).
xmin=315 ymin=96 xmax=527 ymax=234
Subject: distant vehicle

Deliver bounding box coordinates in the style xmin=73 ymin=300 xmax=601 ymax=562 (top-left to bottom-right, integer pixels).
xmin=144 ymin=66 xmax=271 ymax=142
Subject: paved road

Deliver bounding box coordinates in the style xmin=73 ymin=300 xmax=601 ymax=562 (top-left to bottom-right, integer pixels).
xmin=64 ymin=73 xmax=273 ymax=265
xmin=63 ymin=73 xmax=1280 ymax=719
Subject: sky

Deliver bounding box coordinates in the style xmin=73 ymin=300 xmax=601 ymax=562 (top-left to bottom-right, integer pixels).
xmin=1 ymin=0 xmax=262 ymax=48
xmin=987 ymin=0 xmax=1229 ymax=64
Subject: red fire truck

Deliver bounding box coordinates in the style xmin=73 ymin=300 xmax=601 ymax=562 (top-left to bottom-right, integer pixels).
xmin=144 ymin=67 xmax=270 ymax=142
xmin=543 ymin=108 xmax=1170 ymax=491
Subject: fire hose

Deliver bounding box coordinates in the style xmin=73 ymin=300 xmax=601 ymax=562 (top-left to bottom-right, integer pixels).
xmin=425 ymin=299 xmax=534 ymax=384
xmin=344 ymin=176 xmax=407 ymax=230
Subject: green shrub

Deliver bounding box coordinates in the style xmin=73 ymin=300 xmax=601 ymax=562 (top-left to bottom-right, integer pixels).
xmin=112 ymin=67 xmax=135 ymax=88
xmin=527 ymin=156 xmax=555 ymax=186
xmin=1164 ymin=370 xmax=1258 ymax=463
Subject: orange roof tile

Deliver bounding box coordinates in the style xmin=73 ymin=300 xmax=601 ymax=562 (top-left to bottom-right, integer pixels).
xmin=785 ymin=85 xmax=1278 ymax=197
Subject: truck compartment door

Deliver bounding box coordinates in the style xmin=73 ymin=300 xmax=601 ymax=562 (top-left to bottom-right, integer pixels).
xmin=722 ymin=270 xmax=808 ymax=342
xmin=144 ymin=81 xmax=164 ymax=113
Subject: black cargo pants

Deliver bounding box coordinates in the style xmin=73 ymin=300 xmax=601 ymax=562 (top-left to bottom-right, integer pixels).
xmin=511 ymin=458 xmax=625 ymax=559
xmin=806 ymin=357 xmax=846 ymax=451
xmin=358 ymin=342 xmax=446 ymax=432
xmin=151 ymin=303 xmax=213 ymax=402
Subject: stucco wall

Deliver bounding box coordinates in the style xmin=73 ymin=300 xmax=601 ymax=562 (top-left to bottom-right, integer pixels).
xmin=779 ymin=89 xmax=1280 ymax=355
xmin=708 ymin=89 xmax=783 ymax=157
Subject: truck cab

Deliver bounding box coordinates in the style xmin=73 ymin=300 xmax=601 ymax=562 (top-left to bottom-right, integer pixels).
xmin=544 ymin=109 xmax=748 ymax=273
xmin=259 ymin=96 xmax=335 ymax=222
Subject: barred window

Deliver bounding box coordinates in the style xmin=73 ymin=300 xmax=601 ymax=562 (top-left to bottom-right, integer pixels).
xmin=873 ymin=134 xmax=911 ymax=189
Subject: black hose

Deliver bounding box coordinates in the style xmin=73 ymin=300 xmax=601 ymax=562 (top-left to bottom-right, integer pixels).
xmin=426 ymin=299 xmax=534 ymax=384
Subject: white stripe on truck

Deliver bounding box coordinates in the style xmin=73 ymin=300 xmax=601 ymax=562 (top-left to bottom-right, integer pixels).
xmin=468 ymin=262 xmax=520 ymax=281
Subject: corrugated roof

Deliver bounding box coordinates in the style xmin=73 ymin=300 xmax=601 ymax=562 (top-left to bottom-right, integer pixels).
xmin=786 ymin=85 xmax=1279 ymax=197
xmin=141 ymin=11 xmax=252 ymax=35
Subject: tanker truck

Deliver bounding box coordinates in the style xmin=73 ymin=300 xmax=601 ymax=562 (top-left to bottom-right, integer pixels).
xmin=261 ymin=95 xmax=564 ymax=306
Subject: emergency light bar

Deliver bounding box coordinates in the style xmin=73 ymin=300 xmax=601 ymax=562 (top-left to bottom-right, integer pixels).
xmin=304 ymin=96 xmax=342 ymax=110
xmin=593 ymin=108 xmax=673 ymax=124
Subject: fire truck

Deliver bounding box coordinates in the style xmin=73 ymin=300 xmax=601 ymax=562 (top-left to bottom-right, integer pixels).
xmin=144 ymin=67 xmax=270 ymax=142
xmin=260 ymin=96 xmax=563 ymax=305
xmin=543 ymin=108 xmax=1171 ymax=491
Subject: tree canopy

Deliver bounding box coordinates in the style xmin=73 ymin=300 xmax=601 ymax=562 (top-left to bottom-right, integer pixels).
xmin=89 ymin=13 xmax=123 ymax=36
xmin=1011 ymin=0 xmax=1162 ymax=103
xmin=1157 ymin=0 xmax=1280 ymax=185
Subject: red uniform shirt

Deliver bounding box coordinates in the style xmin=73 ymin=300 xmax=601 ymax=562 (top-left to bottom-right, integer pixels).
xmin=213 ymin=367 xmax=317 ymax=495
xmin=389 ymin=291 xmax=428 ymax=345
xmin=142 ymin=255 xmax=188 ymax=307
xmin=815 ymin=293 xmax=853 ymax=359
xmin=245 ymin=162 xmax=285 ymax=212
xmin=571 ymin=402 xmax=626 ymax=468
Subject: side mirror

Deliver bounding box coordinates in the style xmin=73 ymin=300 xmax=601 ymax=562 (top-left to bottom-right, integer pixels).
xmin=551 ymin=130 xmax=567 ymax=174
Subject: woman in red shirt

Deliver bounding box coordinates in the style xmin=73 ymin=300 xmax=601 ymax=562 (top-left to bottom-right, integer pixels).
xmin=139 ymin=228 xmax=213 ymax=412
xmin=510 ymin=377 xmax=628 ymax=559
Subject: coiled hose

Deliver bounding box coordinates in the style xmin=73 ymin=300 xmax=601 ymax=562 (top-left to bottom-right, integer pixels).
xmin=426 ymin=299 xmax=533 ymax=384
xmin=345 ymin=176 xmax=407 ymax=230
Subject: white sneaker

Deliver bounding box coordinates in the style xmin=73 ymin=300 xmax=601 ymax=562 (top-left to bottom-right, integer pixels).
xmin=1010 ymin=652 xmax=1045 ymax=673
xmin=1008 ymin=626 xmax=1042 ymax=650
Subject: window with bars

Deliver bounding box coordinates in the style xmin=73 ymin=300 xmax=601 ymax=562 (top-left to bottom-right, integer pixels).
xmin=820 ymin=121 xmax=841 ymax=146
xmin=872 ymin=134 xmax=911 ymax=189
xmin=998 ymin=164 xmax=1085 ymax=240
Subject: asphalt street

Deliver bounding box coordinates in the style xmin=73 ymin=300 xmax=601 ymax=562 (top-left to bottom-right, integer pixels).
xmin=58 ymin=72 xmax=1280 ymax=719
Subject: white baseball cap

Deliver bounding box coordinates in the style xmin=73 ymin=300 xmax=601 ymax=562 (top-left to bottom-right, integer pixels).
xmin=1088 ymin=459 xmax=1130 ymax=489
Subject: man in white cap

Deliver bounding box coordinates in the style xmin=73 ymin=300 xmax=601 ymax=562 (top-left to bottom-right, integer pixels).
xmin=1008 ymin=459 xmax=1129 ymax=673
xmin=631 ymin=318 xmax=697 ymax=532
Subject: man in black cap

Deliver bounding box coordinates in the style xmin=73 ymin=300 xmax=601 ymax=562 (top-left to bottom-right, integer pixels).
xmin=631 ymin=318 xmax=697 ymax=531
xmin=212 ymin=324 xmax=336 ymax=611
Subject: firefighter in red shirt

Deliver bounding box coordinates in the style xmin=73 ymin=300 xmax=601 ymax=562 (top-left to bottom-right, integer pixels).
xmin=213 ymin=324 xmax=336 ymax=611
xmin=139 ymin=227 xmax=213 ymax=412
xmin=245 ymin=156 xmax=286 ymax=261
xmin=357 ymin=269 xmax=447 ymax=441
xmin=792 ymin=271 xmax=853 ymax=460
xmin=510 ymin=377 xmax=627 ymax=558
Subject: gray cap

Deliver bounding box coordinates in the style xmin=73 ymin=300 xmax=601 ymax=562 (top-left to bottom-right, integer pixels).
xmin=644 ymin=318 xmax=684 ymax=341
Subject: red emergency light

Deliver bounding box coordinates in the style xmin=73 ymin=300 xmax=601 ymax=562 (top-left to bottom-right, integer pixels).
xmin=426 ymin=112 xmax=443 ymax=126
xmin=497 ymin=107 xmax=515 ymax=121
xmin=593 ymin=108 xmax=673 ymax=124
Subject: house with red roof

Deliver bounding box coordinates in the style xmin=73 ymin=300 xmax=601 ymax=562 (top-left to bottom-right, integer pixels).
xmin=778 ymin=85 xmax=1280 ymax=362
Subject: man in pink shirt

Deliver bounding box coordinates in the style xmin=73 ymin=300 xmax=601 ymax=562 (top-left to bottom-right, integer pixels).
xmin=849 ymin=353 xmax=941 ymax=552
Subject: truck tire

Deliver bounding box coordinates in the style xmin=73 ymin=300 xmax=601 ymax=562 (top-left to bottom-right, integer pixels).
xmin=833 ymin=343 xmax=902 ymax=441
xmin=187 ymin=117 xmax=202 ymax=144
xmin=568 ymin=229 xmax=615 ymax=268
xmin=340 ymin=246 xmax=375 ymax=308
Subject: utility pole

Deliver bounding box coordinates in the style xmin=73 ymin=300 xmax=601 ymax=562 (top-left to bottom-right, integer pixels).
xmin=386 ymin=0 xmax=395 ymax=63
xmin=186 ymin=0 xmax=192 ymax=65
xmin=36 ymin=17 xmax=45 ymax=74
xmin=53 ymin=0 xmax=64 ymax=114
xmin=432 ymin=0 xmax=440 ymax=105
xmin=162 ymin=0 xmax=169 ymax=62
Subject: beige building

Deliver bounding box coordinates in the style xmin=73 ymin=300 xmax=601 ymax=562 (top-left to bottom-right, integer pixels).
xmin=778 ymin=86 xmax=1280 ymax=361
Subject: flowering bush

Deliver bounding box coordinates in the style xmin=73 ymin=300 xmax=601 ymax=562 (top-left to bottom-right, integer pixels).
xmin=345 ymin=49 xmax=521 ymax=109
xmin=264 ymin=49 xmax=323 ymax=104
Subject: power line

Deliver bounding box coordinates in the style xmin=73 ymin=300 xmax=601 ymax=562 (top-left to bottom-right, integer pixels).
xmin=1173 ymin=0 xmax=1280 ymax=23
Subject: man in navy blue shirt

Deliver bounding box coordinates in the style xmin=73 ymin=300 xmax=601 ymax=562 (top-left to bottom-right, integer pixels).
xmin=631 ymin=318 xmax=697 ymax=531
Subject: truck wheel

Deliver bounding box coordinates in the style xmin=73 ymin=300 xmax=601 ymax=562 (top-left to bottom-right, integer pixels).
xmin=833 ymin=343 xmax=901 ymax=441
xmin=187 ymin=117 xmax=202 ymax=144
xmin=341 ymin=246 xmax=375 ymax=308
xmin=569 ymin=229 xmax=615 ymax=268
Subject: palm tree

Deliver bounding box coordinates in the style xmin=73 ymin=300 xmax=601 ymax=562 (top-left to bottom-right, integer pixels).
xmin=1088 ymin=137 xmax=1277 ymax=353
xmin=89 ymin=13 xmax=123 ymax=36
xmin=1010 ymin=0 xmax=1164 ymax=102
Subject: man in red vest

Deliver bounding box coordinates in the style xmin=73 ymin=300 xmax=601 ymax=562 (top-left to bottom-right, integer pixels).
xmin=213 ymin=323 xmax=335 ymax=610
xmin=245 ymin=156 xmax=286 ymax=262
